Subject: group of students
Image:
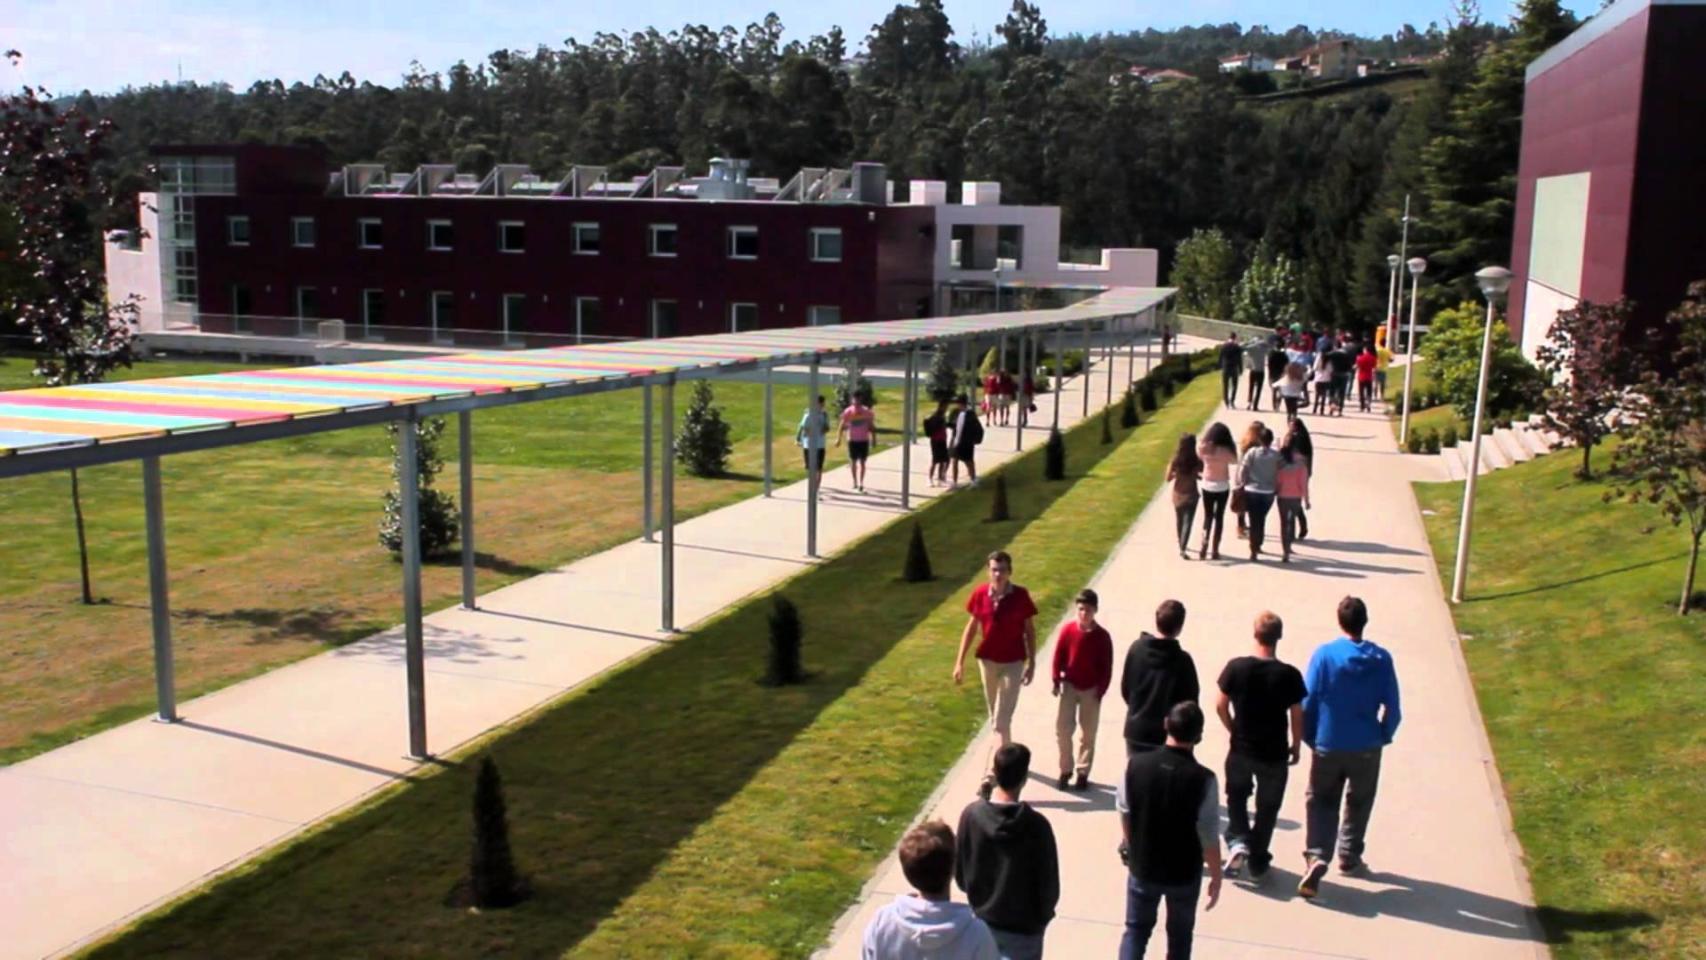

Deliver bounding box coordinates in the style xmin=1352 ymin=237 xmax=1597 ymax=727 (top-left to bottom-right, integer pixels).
xmin=1219 ymin=329 xmax=1391 ymax=422
xmin=1165 ymin=418 xmax=1316 ymax=563
xmin=796 ymin=383 xmax=1014 ymax=494
xmin=866 ymin=558 xmax=1403 ymax=960
xmin=980 ymin=368 xmax=1036 ymax=428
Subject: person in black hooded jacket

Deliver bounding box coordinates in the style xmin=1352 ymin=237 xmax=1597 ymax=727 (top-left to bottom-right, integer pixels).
xmin=1121 ymin=599 xmax=1200 ymax=753
xmin=956 ymin=743 xmax=1059 ymax=959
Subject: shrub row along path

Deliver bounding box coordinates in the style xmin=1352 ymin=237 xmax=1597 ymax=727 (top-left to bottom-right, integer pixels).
xmin=0 ymin=336 xmax=1205 ymax=960
xmin=819 ymin=398 xmax=1546 ymax=959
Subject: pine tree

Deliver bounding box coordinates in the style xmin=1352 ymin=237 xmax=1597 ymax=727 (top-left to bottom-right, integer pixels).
xmin=1044 ymin=428 xmax=1066 ymax=480
xmin=469 ymin=755 xmax=526 ymax=908
xmin=926 ymin=343 xmax=960 ymax=404
xmin=1140 ymin=380 xmax=1158 ymax=412
xmin=677 ymin=379 xmax=733 ymax=477
xmin=1232 ymin=241 xmax=1303 ymax=329
xmin=1170 ymin=228 xmax=1239 ymax=319
xmin=1121 ymin=388 xmax=1140 ymax=428
xmin=765 ymin=594 xmax=805 ymax=684
xmin=833 ymin=355 xmax=876 ymax=410
xmin=1100 ymin=409 xmax=1113 ymax=444
xmin=379 ymin=417 xmax=460 ymax=559
xmin=988 ymin=474 xmax=1011 ymax=521
xmin=903 ymin=522 xmax=935 ymax=581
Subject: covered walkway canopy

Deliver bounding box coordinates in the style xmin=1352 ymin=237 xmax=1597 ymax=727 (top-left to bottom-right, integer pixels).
xmin=0 ymin=286 xmax=1175 ymax=757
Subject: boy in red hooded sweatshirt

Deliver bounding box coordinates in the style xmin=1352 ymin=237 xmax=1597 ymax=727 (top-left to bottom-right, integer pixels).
xmin=1051 ymin=588 xmax=1114 ymax=791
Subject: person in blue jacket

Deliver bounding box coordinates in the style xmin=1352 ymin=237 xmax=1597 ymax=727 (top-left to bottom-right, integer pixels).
xmin=1296 ymin=596 xmax=1401 ymax=899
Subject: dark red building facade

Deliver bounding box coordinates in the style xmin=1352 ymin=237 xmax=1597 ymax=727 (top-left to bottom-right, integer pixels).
xmin=1509 ymin=0 xmax=1706 ymax=357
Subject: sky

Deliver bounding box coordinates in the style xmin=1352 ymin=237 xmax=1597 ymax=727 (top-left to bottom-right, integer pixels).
xmin=10 ymin=0 xmax=1598 ymax=95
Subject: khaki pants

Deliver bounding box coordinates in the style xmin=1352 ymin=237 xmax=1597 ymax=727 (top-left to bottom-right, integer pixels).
xmin=980 ymin=659 xmax=1025 ymax=771
xmin=1055 ymin=682 xmax=1102 ymax=778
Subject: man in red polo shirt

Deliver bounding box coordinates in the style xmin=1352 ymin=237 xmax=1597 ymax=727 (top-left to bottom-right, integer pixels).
xmin=954 ymin=550 xmax=1040 ymax=799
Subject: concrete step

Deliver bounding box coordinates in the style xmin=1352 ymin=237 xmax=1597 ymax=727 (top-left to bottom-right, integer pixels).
xmin=1492 ymin=427 xmax=1533 ymax=463
xmin=1478 ymin=433 xmax=1514 ymax=471
xmin=1441 ymin=445 xmax=1468 ymax=481
xmin=1513 ymin=425 xmax=1553 ymax=457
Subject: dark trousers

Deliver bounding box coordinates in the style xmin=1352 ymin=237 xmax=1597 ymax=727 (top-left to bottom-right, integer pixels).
xmin=1306 ymin=747 xmax=1383 ymax=863
xmin=1174 ymin=494 xmax=1199 ymax=553
xmin=1357 ymin=379 xmax=1374 ymax=411
xmin=1278 ymin=497 xmax=1305 ymax=556
xmin=1221 ymin=368 xmax=1240 ymax=406
xmin=1283 ymin=395 xmax=1301 ymax=421
xmin=1245 ymin=370 xmax=1265 ymax=409
xmin=1199 ymin=489 xmax=1229 ymax=555
xmin=1312 ymin=384 xmax=1329 ymax=415
xmin=1121 ymin=873 xmax=1201 ymax=960
xmin=1225 ymin=750 xmax=1288 ymax=870
xmin=1243 ymin=490 xmax=1274 ymax=556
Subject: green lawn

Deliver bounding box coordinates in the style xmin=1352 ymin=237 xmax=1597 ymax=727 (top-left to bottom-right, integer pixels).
xmin=1418 ymin=447 xmax=1704 ymax=957
xmin=0 ymin=354 xmax=900 ymax=763
xmin=81 ymin=366 xmax=1222 ymax=959
xmin=1384 ymin=358 xmax=1467 ymax=443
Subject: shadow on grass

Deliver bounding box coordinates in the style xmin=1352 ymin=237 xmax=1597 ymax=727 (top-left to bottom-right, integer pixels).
xmin=85 ymin=374 xmax=1205 ymax=960
xmin=1534 ymin=904 xmax=1659 ymax=945
xmin=174 ymin=606 xmax=370 ymax=646
xmin=1469 ymin=553 xmax=1687 ymax=602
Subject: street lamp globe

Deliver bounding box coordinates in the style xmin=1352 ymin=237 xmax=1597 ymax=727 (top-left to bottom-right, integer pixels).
xmin=1387 ymin=254 xmax=1401 ymax=269
xmin=1475 ymin=265 xmax=1513 ymax=302
xmin=1406 ymin=256 xmax=1428 ymax=276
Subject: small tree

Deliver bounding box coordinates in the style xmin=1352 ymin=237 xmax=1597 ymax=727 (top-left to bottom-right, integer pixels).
xmin=1607 ymin=282 xmax=1706 ymax=615
xmin=1422 ymin=301 xmax=1547 ymax=427
xmin=988 ymin=473 xmax=1011 ymax=521
xmin=1120 ymin=388 xmax=1140 ymax=428
xmin=1171 ymin=227 xmax=1238 ymax=319
xmin=1044 ymin=427 xmax=1066 ymax=480
xmin=902 ymin=522 xmax=934 ymax=581
xmin=1140 ymin=380 xmax=1158 ymax=412
xmin=765 ymin=594 xmax=805 ymax=684
xmin=1536 ymin=298 xmax=1638 ymax=479
xmin=677 ymin=379 xmax=733 ymax=477
xmin=379 ymin=417 xmax=460 ymax=559
xmin=1100 ymin=409 xmax=1113 ymax=444
xmin=469 ymin=755 xmax=526 ymax=908
xmin=978 ymin=345 xmax=1001 ymax=378
xmin=926 ymin=343 xmax=959 ymax=404
xmin=1231 ymin=241 xmax=1303 ymax=330
xmin=833 ymin=354 xmax=876 ymax=410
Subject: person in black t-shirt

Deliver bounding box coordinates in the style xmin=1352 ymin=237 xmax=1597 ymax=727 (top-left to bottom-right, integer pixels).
xmin=1326 ymin=343 xmax=1355 ymax=416
xmin=1214 ymin=611 xmax=1306 ymax=881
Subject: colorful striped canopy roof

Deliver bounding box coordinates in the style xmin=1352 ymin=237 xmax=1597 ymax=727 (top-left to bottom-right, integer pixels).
xmin=0 ymin=287 xmax=1171 ymax=463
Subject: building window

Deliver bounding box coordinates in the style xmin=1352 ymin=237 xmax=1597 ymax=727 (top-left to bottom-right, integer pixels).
xmin=428 ymin=219 xmax=454 ymax=251
xmin=651 ymin=299 xmax=678 ymax=338
xmin=359 ymin=218 xmax=383 ymax=249
xmin=573 ymin=222 xmax=600 ymax=255
xmin=295 ymin=287 xmax=319 ymax=319
xmin=730 ymin=302 xmax=759 ymax=332
xmin=362 ymin=289 xmax=385 ymax=337
xmin=172 ymin=248 xmax=197 ymax=302
xmin=431 ymin=291 xmax=455 ymax=341
xmin=648 ymin=223 xmax=678 ymax=257
xmin=227 ymin=215 xmax=250 ymax=246
xmin=810 ymin=227 xmax=842 ymax=262
xmin=807 ymin=305 xmax=841 ymax=327
xmin=499 ymin=221 xmax=526 ymax=253
xmin=727 ymin=226 xmax=759 ymax=260
xmin=502 ymin=294 xmax=527 ymax=344
xmin=575 ymin=296 xmax=601 ymax=344
xmin=291 ymin=217 xmax=316 ymax=248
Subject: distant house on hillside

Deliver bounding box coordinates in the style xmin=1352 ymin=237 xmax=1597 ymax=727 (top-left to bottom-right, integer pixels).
xmin=1218 ymin=52 xmax=1276 ymax=72
xmin=1113 ymin=65 xmax=1197 ymax=85
xmin=1289 ymin=39 xmax=1361 ymax=80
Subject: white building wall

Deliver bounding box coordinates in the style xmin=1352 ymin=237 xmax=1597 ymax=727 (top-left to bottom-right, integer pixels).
xmin=103 ymin=192 xmax=176 ymax=332
xmin=918 ymin=196 xmax=1160 ymax=289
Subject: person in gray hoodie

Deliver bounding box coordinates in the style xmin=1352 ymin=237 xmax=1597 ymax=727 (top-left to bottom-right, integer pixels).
xmin=864 ymin=820 xmax=1000 ymax=960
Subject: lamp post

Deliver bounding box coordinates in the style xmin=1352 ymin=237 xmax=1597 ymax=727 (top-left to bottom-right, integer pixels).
xmin=1391 ymin=194 xmax=1411 ymax=349
xmin=1398 ymin=256 xmax=1427 ymax=445
xmin=1451 ymin=266 xmax=1512 ymax=604
xmin=993 ymin=264 xmax=1003 ymax=314
xmin=1384 ymin=253 xmax=1401 ymax=350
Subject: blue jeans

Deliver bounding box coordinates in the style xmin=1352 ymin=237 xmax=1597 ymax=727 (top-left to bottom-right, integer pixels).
xmin=1120 ymin=873 xmax=1201 ymax=960
xmin=1243 ymin=490 xmax=1275 ymax=556
xmin=990 ymin=927 xmax=1046 ymax=960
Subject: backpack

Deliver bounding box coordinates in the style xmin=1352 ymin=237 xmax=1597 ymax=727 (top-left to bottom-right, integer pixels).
xmin=961 ymin=412 xmax=985 ymax=446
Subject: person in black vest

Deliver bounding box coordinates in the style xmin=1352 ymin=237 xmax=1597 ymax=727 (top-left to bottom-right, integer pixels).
xmin=1217 ymin=334 xmax=1243 ymax=407
xmin=955 ymin=744 xmax=1060 ymax=960
xmin=1120 ymin=600 xmax=1199 ymax=754
xmin=1116 ymin=701 xmax=1223 ymax=960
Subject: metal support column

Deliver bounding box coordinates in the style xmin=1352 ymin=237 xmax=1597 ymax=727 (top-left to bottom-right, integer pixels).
xmin=763 ymin=366 xmax=774 ymax=497
xmin=661 ymin=376 xmax=676 ymax=632
xmin=1016 ymin=334 xmax=1028 ymax=451
xmin=807 ymin=359 xmax=821 ymax=557
xmin=1106 ymin=322 xmax=1115 ymax=407
xmin=1082 ymin=317 xmax=1092 ymax=418
xmin=398 ymin=415 xmax=428 ymax=759
xmin=1052 ymin=327 xmax=1064 ymax=431
xmin=1129 ymin=312 xmax=1139 ymax=384
xmin=142 ymin=456 xmax=178 ymax=723
xmin=458 ymin=410 xmax=475 ymax=610
xmin=642 ymin=384 xmax=654 ymax=542
xmin=902 ymin=348 xmax=916 ymax=510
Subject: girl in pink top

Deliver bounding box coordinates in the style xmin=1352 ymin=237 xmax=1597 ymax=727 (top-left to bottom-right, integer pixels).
xmin=836 ymin=402 xmax=877 ymax=491
xmin=1195 ymin=422 xmax=1239 ymax=560
xmin=1275 ymin=434 xmax=1312 ymax=562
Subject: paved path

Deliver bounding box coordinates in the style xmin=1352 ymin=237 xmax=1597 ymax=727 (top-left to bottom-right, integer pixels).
xmin=0 ymin=334 xmax=1208 ymax=960
xmin=818 ymin=396 xmax=1545 ymax=959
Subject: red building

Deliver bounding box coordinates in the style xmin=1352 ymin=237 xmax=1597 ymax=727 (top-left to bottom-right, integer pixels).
xmin=1509 ymin=0 xmax=1706 ymax=358
xmin=108 ymin=145 xmax=937 ymax=344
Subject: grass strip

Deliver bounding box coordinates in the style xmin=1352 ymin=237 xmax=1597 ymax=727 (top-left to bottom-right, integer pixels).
xmin=1417 ymin=446 xmax=1703 ymax=958
xmin=84 ymin=369 xmax=1221 ymax=960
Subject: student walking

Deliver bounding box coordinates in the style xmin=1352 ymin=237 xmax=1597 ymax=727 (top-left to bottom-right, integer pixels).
xmin=1238 ymin=426 xmax=1280 ymax=562
xmin=1243 ymin=335 xmax=1271 ymax=411
xmin=1166 ymin=434 xmax=1204 ymax=560
xmin=1215 ymin=612 xmax=1306 ymax=881
xmin=954 ymin=551 xmax=1039 ymax=799
xmin=1051 ymin=590 xmax=1114 ymax=791
xmin=1354 ymin=345 xmax=1378 ymax=413
xmin=1278 ymin=361 xmax=1308 ymax=423
xmin=1374 ymin=341 xmax=1392 ymax=401
xmin=924 ymin=401 xmax=951 ymax=488
xmin=1217 ymin=334 xmax=1243 ymax=407
xmin=1234 ymin=421 xmax=1266 ymax=541
xmin=997 ymin=369 xmax=1017 ymax=427
xmin=956 ymin=744 xmax=1060 ymax=960
xmin=1327 ymin=341 xmax=1354 ymax=416
xmin=1265 ymin=337 xmax=1290 ymax=412
xmin=950 ymin=394 xmax=984 ymax=488
xmin=863 ymin=820 xmax=1000 ymax=960
xmin=1196 ymin=424 xmax=1238 ymax=560
xmin=1116 ymin=702 xmax=1223 ymax=960
xmin=837 ymin=396 xmax=878 ymax=492
xmin=796 ymin=394 xmax=830 ymax=490
xmin=1275 ymin=433 xmax=1311 ymax=563
xmin=1310 ymin=351 xmax=1332 ymax=416
xmin=1120 ymin=600 xmax=1199 ymax=754
xmin=1298 ymin=597 xmax=1403 ymax=899
xmin=1283 ymin=419 xmax=1314 ymax=539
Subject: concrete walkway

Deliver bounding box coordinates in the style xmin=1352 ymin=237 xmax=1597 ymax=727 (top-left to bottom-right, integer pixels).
xmin=0 ymin=334 xmax=1207 ymax=960
xmin=818 ymin=396 xmax=1545 ymax=959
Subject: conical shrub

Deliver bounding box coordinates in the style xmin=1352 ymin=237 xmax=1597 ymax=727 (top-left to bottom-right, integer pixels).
xmin=766 ymin=594 xmax=804 ymax=685
xmin=988 ymin=474 xmax=1011 ymax=522
xmin=1044 ymin=427 xmax=1066 ymax=481
xmin=469 ymin=755 xmax=526 ymax=909
xmin=1100 ymin=410 xmax=1114 ymax=445
xmin=1121 ymin=388 xmax=1140 ymax=428
xmin=902 ymin=522 xmax=935 ymax=582
xmin=1140 ymin=381 xmax=1158 ymax=412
